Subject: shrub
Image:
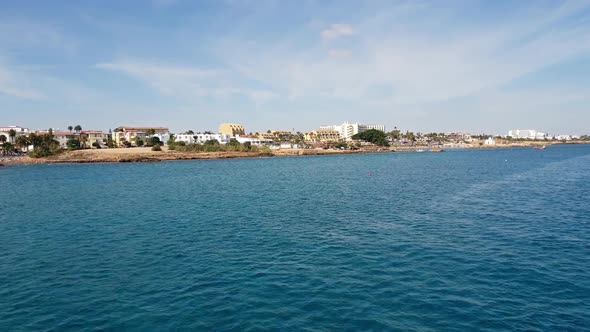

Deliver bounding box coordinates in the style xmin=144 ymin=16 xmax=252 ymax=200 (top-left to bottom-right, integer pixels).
xmin=152 ymin=144 xmax=162 ymax=151
xmin=67 ymin=138 xmax=81 ymax=150
xmin=150 ymin=137 xmax=162 ymax=146
xmin=335 ymin=142 xmax=348 ymax=149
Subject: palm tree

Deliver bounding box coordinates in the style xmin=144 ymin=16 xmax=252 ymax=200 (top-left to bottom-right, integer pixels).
xmin=8 ymin=129 xmax=16 ymax=144
xmin=74 ymin=125 xmax=82 ymax=133
xmin=0 ymin=135 xmax=7 ymax=146
xmin=1 ymin=142 xmax=14 ymax=156
xmin=15 ymin=135 xmax=30 ymax=152
xmin=68 ymin=126 xmax=73 ymax=132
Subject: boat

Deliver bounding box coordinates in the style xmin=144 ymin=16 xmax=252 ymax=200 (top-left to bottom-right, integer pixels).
xmin=533 ymin=145 xmax=546 ymax=150
xmin=416 ymin=149 xmax=426 ymax=153
xmin=430 ymin=148 xmax=445 ymax=152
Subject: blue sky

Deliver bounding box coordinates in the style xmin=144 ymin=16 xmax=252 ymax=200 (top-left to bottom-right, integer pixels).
xmin=1 ymin=0 xmax=589 ymax=135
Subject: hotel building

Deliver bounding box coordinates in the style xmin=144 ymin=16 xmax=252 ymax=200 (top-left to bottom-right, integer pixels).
xmin=304 ymin=129 xmax=341 ymax=143
xmin=113 ymin=126 xmax=170 ymax=146
xmin=508 ymin=129 xmax=546 ymax=140
xmin=219 ymin=123 xmax=246 ymax=137
xmin=320 ymin=122 xmax=385 ymax=141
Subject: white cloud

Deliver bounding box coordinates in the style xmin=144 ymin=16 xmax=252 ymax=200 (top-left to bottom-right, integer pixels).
xmin=321 ymin=24 xmax=354 ymax=39
xmin=0 ymin=63 xmax=44 ymax=100
xmin=216 ymin=0 xmax=590 ymax=105
xmin=96 ymin=60 xmax=277 ymax=104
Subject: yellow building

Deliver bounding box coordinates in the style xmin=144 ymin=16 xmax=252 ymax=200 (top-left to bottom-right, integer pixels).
xmin=80 ymin=130 xmax=109 ymax=148
xmin=304 ymin=130 xmax=341 ymax=143
xmin=256 ymin=132 xmax=275 ymax=140
xmin=271 ymin=130 xmax=294 ymax=136
xmin=219 ymin=123 xmax=246 ymax=137
xmin=112 ymin=126 xmax=169 ymax=146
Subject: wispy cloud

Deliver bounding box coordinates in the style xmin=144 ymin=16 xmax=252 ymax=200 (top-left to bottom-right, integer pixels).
xmin=216 ymin=0 xmax=590 ymax=105
xmin=321 ymin=24 xmax=354 ymax=39
xmin=96 ymin=60 xmax=277 ymax=104
xmin=0 ymin=63 xmax=44 ymax=100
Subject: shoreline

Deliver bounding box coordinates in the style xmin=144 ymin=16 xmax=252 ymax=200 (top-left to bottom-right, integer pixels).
xmin=1 ymin=142 xmax=588 ymax=167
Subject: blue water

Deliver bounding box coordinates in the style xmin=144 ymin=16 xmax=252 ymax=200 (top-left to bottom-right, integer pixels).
xmin=1 ymin=145 xmax=590 ymax=331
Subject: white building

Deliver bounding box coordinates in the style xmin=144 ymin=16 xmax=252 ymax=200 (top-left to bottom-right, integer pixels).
xmin=112 ymin=126 xmax=170 ymax=146
xmin=320 ymin=122 xmax=386 ymax=141
xmin=508 ymin=129 xmax=546 ymax=140
xmin=554 ymin=135 xmax=580 ymax=141
xmin=0 ymin=126 xmax=30 ymax=143
xmin=484 ymin=137 xmax=496 ymax=145
xmin=235 ymin=135 xmax=272 ymax=146
xmin=175 ymin=133 xmax=231 ymax=145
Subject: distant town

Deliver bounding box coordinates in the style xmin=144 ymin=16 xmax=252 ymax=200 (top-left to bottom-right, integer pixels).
xmin=0 ymin=122 xmax=589 ymax=161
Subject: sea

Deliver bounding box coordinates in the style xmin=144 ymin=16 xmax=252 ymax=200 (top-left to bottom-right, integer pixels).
xmin=1 ymin=144 xmax=589 ymax=331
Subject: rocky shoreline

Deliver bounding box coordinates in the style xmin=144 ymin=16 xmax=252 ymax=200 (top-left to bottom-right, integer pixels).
xmin=1 ymin=142 xmax=587 ymax=167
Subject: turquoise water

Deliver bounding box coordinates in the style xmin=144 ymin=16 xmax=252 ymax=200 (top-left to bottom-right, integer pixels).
xmin=1 ymin=145 xmax=589 ymax=331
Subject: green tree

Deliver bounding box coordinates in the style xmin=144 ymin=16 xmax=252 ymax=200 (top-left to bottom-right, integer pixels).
xmin=0 ymin=135 xmax=6 ymax=144
xmin=74 ymin=125 xmax=82 ymax=133
xmin=150 ymin=137 xmax=162 ymax=146
xmin=28 ymin=132 xmax=61 ymax=158
xmin=68 ymin=125 xmax=73 ymax=132
xmin=388 ymin=130 xmax=401 ymax=140
xmin=15 ymin=135 xmax=30 ymax=152
xmin=67 ymin=137 xmax=81 ymax=150
xmin=107 ymin=136 xmax=115 ymax=148
xmin=335 ymin=142 xmax=348 ymax=149
xmin=146 ymin=128 xmax=156 ymax=136
xmin=8 ymin=129 xmax=17 ymax=144
xmin=135 ymin=137 xmax=144 ymax=147
xmin=167 ymin=134 xmax=176 ymax=146
xmin=227 ymin=138 xmax=240 ymax=147
xmin=352 ymin=129 xmax=390 ymax=146
xmin=1 ymin=142 xmax=15 ymax=156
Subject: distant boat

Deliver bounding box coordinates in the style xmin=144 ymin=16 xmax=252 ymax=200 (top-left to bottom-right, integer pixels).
xmin=430 ymin=148 xmax=445 ymax=152
xmin=416 ymin=149 xmax=426 ymax=153
xmin=533 ymin=145 xmax=546 ymax=150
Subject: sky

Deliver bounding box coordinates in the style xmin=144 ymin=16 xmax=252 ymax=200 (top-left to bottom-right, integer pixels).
xmin=1 ymin=0 xmax=590 ymax=135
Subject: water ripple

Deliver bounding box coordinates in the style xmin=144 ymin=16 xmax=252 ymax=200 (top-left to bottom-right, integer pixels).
xmin=1 ymin=145 xmax=589 ymax=330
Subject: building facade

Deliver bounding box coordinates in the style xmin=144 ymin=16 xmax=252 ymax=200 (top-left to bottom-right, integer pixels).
xmin=0 ymin=126 xmax=30 ymax=143
xmin=304 ymin=129 xmax=341 ymax=143
xmin=80 ymin=131 xmax=109 ymax=148
xmin=508 ymin=129 xmax=546 ymax=140
xmin=112 ymin=126 xmax=170 ymax=146
xmin=219 ymin=123 xmax=246 ymax=137
xmin=484 ymin=137 xmax=496 ymax=145
xmin=235 ymin=135 xmax=272 ymax=146
xmin=320 ymin=122 xmax=385 ymax=141
xmin=175 ymin=133 xmax=231 ymax=145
